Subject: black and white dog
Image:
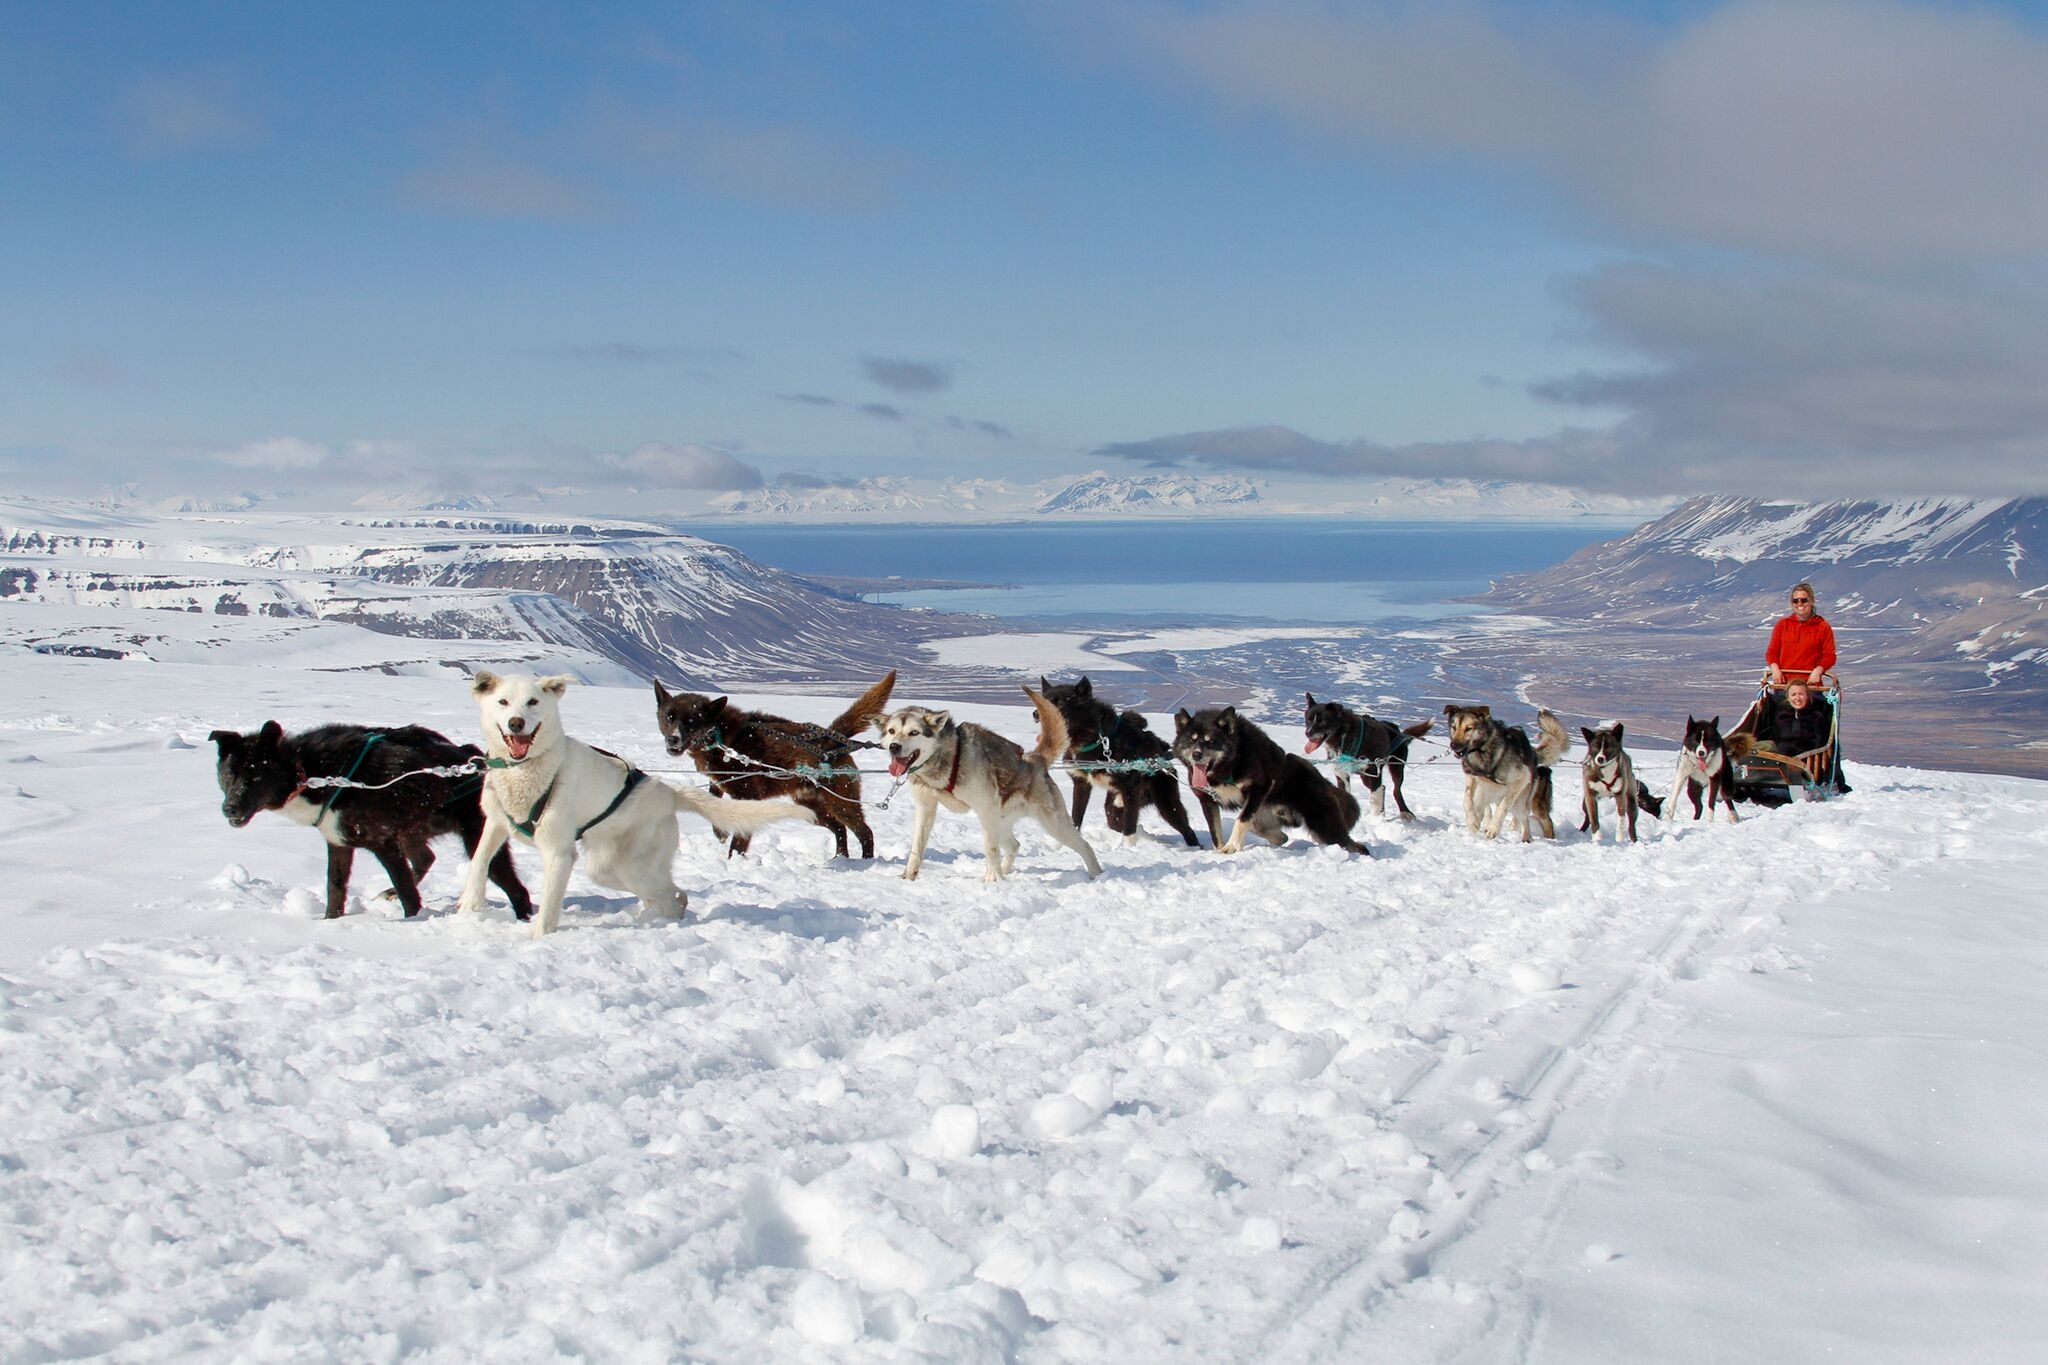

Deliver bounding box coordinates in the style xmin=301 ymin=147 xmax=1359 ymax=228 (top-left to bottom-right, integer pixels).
xmin=1172 ymin=706 xmax=1369 ymax=855
xmin=1674 ymin=715 xmax=1739 ymax=823
xmin=209 ymin=720 xmax=533 ymax=921
xmin=1579 ymin=722 xmax=1664 ymax=843
xmin=1301 ymin=693 xmax=1432 ymax=821
xmin=1040 ymin=675 xmax=1204 ymax=847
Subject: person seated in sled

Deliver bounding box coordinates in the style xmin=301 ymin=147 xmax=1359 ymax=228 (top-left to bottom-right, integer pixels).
xmin=1752 ymin=679 xmax=1830 ymax=755
xmin=1766 ymin=582 xmax=1836 ymax=686
xmin=1751 ymin=678 xmax=1852 ymax=794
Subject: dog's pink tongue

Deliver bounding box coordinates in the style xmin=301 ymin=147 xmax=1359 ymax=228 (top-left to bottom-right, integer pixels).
xmin=1304 ymin=738 xmax=1322 ymax=754
xmin=1189 ymin=763 xmax=1210 ymax=790
xmin=506 ymin=731 xmax=534 ymax=759
xmin=888 ymin=756 xmax=909 ymax=778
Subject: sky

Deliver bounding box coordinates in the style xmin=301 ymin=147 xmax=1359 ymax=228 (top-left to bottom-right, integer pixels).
xmin=2 ymin=0 xmax=2046 ymax=507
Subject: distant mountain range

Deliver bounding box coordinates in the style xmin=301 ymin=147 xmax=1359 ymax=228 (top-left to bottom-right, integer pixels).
xmin=1475 ymin=496 xmax=2047 ymax=771
xmin=707 ymin=471 xmax=1663 ymax=522
xmin=0 ymin=501 xmax=989 ymax=692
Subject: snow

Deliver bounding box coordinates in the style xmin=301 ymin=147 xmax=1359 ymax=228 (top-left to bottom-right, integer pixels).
xmin=3 ymin=632 xmax=2047 ymax=1361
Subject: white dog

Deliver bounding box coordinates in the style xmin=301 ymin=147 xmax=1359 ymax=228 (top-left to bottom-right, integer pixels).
xmin=879 ymin=687 xmax=1102 ymax=883
xmin=457 ymin=671 xmax=814 ymax=937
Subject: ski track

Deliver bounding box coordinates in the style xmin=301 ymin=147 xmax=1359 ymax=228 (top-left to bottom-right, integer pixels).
xmin=0 ymin=663 xmax=2022 ymax=1362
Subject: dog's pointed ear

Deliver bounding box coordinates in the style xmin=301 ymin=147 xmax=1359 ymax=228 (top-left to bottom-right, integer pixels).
xmin=1040 ymin=676 xmax=1051 ymax=694
xmin=470 ymin=670 xmax=499 ymax=696
xmin=208 ymin=728 xmax=240 ymax=751
xmin=1582 ymin=726 xmax=1596 ymax=746
xmin=1174 ymin=709 xmax=1192 ymax=729
xmin=1076 ymin=676 xmax=1092 ymax=698
xmin=1709 ymin=716 xmax=1719 ymax=730
xmin=707 ymin=696 xmax=729 ymax=717
xmin=258 ymin=720 xmax=284 ymax=746
xmin=931 ymin=710 xmax=953 ymax=731
xmin=540 ymin=674 xmax=573 ymax=697
xmin=1613 ymin=722 xmax=1624 ymax=742
xmin=1443 ymin=703 xmax=1457 ymax=717
xmin=1306 ymin=692 xmax=1317 ymax=707
xmin=653 ymin=679 xmax=671 ymax=705
xmin=1219 ymin=706 xmax=1237 ymax=727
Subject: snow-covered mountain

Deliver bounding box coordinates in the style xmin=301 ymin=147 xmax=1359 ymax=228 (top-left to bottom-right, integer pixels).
xmin=1475 ymin=497 xmax=2048 ymax=765
xmin=1034 ymin=473 xmax=1260 ymax=513
xmin=1335 ymin=477 xmax=1669 ymax=521
xmin=0 ymin=499 xmax=989 ymax=691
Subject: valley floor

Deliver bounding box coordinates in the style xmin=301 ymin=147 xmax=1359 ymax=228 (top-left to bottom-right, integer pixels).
xmin=2 ymin=653 xmax=2044 ymax=1362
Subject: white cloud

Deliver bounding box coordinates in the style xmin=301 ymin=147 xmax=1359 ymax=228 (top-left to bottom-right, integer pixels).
xmin=1111 ymin=0 xmax=2048 ymax=263
xmin=118 ymin=72 xmax=257 ymax=157
xmin=212 ymin=437 xmax=330 ymax=470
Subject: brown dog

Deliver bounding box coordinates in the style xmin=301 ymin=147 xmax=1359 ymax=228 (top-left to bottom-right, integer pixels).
xmin=655 ymin=671 xmax=895 ymax=858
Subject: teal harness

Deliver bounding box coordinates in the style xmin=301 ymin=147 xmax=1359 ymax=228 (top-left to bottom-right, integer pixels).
xmin=314 ymin=733 xmax=384 ymax=821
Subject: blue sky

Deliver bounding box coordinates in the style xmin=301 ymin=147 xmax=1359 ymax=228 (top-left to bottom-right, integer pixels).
xmin=3 ymin=1 xmax=2046 ymax=505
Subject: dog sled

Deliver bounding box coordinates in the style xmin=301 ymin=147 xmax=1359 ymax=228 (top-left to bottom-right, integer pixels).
xmin=1727 ymin=672 xmax=1844 ymax=805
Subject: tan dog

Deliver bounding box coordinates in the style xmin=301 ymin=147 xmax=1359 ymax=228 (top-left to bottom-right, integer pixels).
xmin=1442 ymin=703 xmax=1570 ymax=842
xmin=879 ymin=688 xmax=1103 ymax=882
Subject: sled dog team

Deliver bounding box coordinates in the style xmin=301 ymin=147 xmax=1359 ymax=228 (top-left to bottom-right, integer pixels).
xmin=209 ymin=670 xmax=1730 ymax=937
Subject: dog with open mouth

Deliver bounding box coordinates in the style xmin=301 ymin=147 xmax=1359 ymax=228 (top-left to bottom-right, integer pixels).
xmin=1302 ymin=693 xmax=1432 ymax=821
xmin=1674 ymin=715 xmax=1740 ymax=824
xmin=459 ymin=671 xmax=816 ymax=937
xmin=878 ymin=688 xmax=1102 ymax=882
xmin=1442 ymin=703 xmax=1570 ymax=842
xmin=1171 ymin=706 xmax=1369 ymax=855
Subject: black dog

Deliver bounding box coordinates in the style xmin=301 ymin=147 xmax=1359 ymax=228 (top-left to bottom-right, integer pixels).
xmin=1301 ymin=693 xmax=1432 ymax=821
xmin=1172 ymin=706 xmax=1368 ymax=855
xmin=1040 ymin=675 xmax=1203 ymax=847
xmin=209 ymin=721 xmax=533 ymax=920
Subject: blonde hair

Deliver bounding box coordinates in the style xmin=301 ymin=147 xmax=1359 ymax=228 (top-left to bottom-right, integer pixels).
xmin=1791 ymin=581 xmax=1816 ymax=601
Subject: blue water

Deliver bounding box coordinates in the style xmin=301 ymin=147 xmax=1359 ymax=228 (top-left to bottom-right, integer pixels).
xmin=667 ymin=519 xmax=1616 ymax=625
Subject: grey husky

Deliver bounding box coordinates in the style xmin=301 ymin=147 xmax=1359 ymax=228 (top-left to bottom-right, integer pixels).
xmin=1579 ymin=722 xmax=1664 ymax=843
xmin=879 ymin=688 xmax=1103 ymax=882
xmin=1443 ymin=703 xmax=1570 ymax=842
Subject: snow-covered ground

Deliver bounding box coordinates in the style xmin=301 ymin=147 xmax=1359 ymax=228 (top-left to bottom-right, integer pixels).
xmin=3 ymin=642 xmax=2045 ymax=1362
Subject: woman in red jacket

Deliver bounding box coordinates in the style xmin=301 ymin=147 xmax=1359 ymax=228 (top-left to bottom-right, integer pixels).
xmin=1766 ymin=582 xmax=1836 ymax=685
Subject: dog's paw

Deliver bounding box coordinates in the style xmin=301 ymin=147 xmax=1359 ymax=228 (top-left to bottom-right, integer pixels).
xmin=455 ymin=894 xmax=485 ymax=917
xmin=901 ymin=867 xmax=920 ymax=881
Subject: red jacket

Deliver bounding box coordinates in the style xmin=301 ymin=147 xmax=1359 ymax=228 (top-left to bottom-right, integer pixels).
xmin=1767 ymin=613 xmax=1837 ymax=674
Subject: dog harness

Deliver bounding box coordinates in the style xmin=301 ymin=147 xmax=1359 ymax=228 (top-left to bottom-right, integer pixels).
xmin=926 ymin=734 xmax=1025 ymax=804
xmin=509 ymin=750 xmax=647 ymax=840
xmin=295 ymin=732 xmax=385 ymax=821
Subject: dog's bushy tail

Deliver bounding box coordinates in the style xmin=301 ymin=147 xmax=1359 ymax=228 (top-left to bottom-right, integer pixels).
xmin=1402 ymin=719 xmax=1434 ymax=740
xmin=668 ymin=786 xmax=817 ymax=834
xmin=1023 ymin=686 xmax=1070 ymax=767
xmin=1533 ymin=709 xmax=1569 ymax=765
xmin=1636 ymin=783 xmax=1665 ymax=819
xmin=829 ymin=670 xmax=897 ymax=738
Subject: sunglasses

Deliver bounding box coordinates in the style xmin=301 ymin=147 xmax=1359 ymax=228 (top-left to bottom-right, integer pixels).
xmin=1791 ymin=596 xmax=1812 ymax=604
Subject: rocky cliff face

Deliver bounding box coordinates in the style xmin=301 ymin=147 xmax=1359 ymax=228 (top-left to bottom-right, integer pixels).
xmin=0 ymin=503 xmax=987 ymax=691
